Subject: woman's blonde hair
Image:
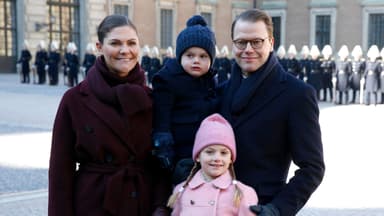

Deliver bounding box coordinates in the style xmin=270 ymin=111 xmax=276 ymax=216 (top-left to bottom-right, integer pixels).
xmin=167 ymin=162 xmax=244 ymax=208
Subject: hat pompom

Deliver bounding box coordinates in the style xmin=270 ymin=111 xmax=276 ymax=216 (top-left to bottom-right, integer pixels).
xmin=186 ymin=15 xmax=207 ymax=27
xmin=176 ymin=15 xmax=215 ymax=64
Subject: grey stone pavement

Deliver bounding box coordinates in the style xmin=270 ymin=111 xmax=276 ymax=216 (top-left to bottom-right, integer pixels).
xmin=0 ymin=73 xmax=384 ymax=215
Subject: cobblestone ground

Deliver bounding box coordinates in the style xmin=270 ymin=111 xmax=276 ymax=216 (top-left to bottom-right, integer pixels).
xmin=1 ymin=73 xmax=384 ymax=215
xmin=0 ymin=191 xmax=47 ymax=216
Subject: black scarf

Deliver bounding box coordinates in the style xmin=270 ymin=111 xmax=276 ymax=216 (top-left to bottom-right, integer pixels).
xmin=226 ymin=52 xmax=278 ymax=115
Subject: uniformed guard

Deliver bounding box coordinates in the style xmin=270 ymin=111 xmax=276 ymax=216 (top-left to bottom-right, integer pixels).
xmin=350 ymin=45 xmax=366 ymax=104
xmin=17 ymin=40 xmax=32 ymax=84
xmin=299 ymin=45 xmax=311 ymax=81
xmin=335 ymin=45 xmax=352 ymax=105
xmin=307 ymin=45 xmax=323 ymax=101
xmin=141 ymin=44 xmax=151 ymax=84
xmin=320 ymin=45 xmax=336 ymax=102
xmin=162 ymin=46 xmax=175 ymax=66
xmin=66 ymin=42 xmax=79 ymax=87
xmin=81 ymin=43 xmax=96 ymax=77
xmin=286 ymin=44 xmax=301 ymax=79
xmin=34 ymin=40 xmax=49 ymax=84
xmin=212 ymin=45 xmax=221 ymax=81
xmin=276 ymin=45 xmax=288 ymax=70
xmin=363 ymin=45 xmax=380 ymax=105
xmin=148 ymin=46 xmax=161 ymax=85
xmin=47 ymin=41 xmax=61 ymax=85
xmin=378 ymin=48 xmax=384 ymax=104
xmin=216 ymin=45 xmax=232 ymax=84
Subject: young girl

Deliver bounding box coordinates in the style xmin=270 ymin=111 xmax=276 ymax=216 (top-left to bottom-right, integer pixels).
xmin=167 ymin=113 xmax=258 ymax=216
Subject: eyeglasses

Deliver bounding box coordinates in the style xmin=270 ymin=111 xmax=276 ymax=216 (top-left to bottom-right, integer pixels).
xmin=233 ymin=37 xmax=269 ymax=50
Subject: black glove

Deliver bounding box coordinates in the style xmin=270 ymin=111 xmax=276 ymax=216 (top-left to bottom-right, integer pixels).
xmin=152 ymin=132 xmax=175 ymax=171
xmin=172 ymin=158 xmax=194 ymax=185
xmin=250 ymin=203 xmax=280 ymax=216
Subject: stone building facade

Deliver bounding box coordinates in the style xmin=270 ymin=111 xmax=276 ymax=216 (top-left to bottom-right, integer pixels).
xmin=1 ymin=0 xmax=383 ymax=73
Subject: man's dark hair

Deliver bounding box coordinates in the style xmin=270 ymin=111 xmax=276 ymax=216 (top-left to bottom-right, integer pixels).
xmin=231 ymin=9 xmax=274 ymax=39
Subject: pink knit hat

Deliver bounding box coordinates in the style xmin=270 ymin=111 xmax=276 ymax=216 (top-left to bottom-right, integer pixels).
xmin=193 ymin=113 xmax=236 ymax=162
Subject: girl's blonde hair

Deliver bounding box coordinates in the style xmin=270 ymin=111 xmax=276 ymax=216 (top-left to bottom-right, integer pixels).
xmin=167 ymin=162 xmax=244 ymax=208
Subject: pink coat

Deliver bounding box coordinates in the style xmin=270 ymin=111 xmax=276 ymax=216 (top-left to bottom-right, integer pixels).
xmin=171 ymin=170 xmax=258 ymax=216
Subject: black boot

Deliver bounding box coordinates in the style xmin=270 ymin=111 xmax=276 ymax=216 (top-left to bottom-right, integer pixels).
xmin=351 ymin=91 xmax=356 ymax=104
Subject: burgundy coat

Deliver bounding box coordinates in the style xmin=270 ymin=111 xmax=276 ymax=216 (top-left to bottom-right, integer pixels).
xmin=49 ymin=57 xmax=170 ymax=216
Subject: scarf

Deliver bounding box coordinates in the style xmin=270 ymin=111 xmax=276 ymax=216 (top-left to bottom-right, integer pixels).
xmin=87 ymin=56 xmax=152 ymax=116
xmin=227 ymin=52 xmax=278 ymax=115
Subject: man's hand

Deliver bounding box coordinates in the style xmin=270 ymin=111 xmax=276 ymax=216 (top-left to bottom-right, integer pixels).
xmin=250 ymin=203 xmax=280 ymax=216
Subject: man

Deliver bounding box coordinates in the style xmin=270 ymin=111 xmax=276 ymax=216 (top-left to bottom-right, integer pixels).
xmin=219 ymin=9 xmax=325 ymax=216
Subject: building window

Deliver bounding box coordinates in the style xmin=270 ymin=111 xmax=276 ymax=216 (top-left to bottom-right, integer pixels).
xmin=201 ymin=12 xmax=212 ymax=28
xmin=0 ymin=0 xmax=16 ymax=57
xmin=272 ymin=16 xmax=281 ymax=51
xmin=315 ymin=15 xmax=331 ymax=50
xmin=310 ymin=8 xmax=335 ymax=49
xmin=160 ymin=8 xmax=173 ymax=49
xmin=264 ymin=9 xmax=286 ymax=51
xmin=47 ymin=0 xmax=80 ymax=53
xmin=368 ymin=13 xmax=384 ymax=48
xmin=114 ymin=4 xmax=129 ymax=16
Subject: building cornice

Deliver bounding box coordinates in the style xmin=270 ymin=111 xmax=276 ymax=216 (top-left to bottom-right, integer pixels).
xmin=261 ymin=1 xmax=287 ymax=10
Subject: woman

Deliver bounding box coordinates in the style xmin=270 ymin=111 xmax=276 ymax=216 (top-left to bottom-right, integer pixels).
xmin=48 ymin=15 xmax=170 ymax=216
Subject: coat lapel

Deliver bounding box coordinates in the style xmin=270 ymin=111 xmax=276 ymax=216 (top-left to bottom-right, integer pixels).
xmin=233 ymin=69 xmax=288 ymax=128
xmin=79 ymin=81 xmax=130 ymax=149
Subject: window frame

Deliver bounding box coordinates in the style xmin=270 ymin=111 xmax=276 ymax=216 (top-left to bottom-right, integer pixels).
xmin=265 ymin=9 xmax=286 ymax=51
xmin=310 ymin=8 xmax=336 ymax=49
xmin=362 ymin=6 xmax=384 ymax=51
xmin=47 ymin=0 xmax=80 ymax=54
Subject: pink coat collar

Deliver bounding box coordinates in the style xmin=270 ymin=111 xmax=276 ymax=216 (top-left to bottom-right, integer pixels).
xmin=188 ymin=170 xmax=233 ymax=190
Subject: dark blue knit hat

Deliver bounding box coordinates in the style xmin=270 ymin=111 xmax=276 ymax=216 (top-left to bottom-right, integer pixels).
xmin=176 ymin=15 xmax=216 ymax=64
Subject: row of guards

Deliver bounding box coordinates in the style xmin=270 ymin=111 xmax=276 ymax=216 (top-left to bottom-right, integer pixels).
xmin=16 ymin=40 xmax=97 ymax=87
xmin=276 ymin=44 xmax=384 ymax=106
xmin=16 ymin=40 xmax=384 ymax=106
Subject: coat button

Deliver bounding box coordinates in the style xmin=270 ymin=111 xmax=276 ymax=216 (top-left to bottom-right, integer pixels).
xmin=209 ymin=200 xmax=215 ymax=205
xmin=127 ymin=155 xmax=135 ymax=162
xmin=104 ymin=153 xmax=113 ymax=163
xmin=84 ymin=125 xmax=94 ymax=133
xmin=190 ymin=200 xmax=195 ymax=205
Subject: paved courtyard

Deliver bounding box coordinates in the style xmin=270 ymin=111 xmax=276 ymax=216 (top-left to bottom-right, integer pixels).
xmin=0 ymin=73 xmax=383 ymax=215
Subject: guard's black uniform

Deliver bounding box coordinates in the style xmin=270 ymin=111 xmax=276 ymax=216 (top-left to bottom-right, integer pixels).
xmin=82 ymin=53 xmax=96 ymax=76
xmin=48 ymin=51 xmax=61 ymax=85
xmin=18 ymin=49 xmax=32 ymax=83
xmin=307 ymin=59 xmax=323 ymax=100
xmin=286 ymin=57 xmax=301 ymax=79
xmin=35 ymin=50 xmax=48 ymax=84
